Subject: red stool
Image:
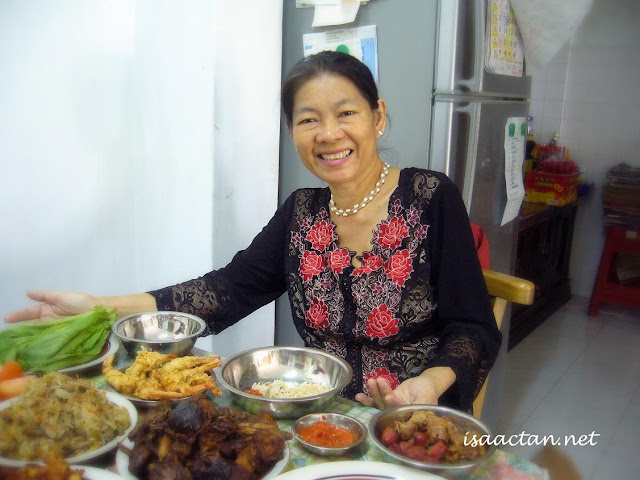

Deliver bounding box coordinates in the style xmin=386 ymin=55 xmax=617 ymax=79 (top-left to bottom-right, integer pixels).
xmin=589 ymin=227 xmax=640 ymax=316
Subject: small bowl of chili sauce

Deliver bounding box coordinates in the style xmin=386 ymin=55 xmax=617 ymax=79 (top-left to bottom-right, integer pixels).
xmin=292 ymin=412 xmax=367 ymax=456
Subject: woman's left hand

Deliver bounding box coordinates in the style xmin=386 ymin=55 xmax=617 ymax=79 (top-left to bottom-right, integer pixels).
xmin=355 ymin=367 xmax=455 ymax=410
xmin=355 ymin=376 xmax=439 ymax=410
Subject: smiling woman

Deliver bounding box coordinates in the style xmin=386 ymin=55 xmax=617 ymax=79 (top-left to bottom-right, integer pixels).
xmin=6 ymin=51 xmax=500 ymax=416
xmin=290 ymin=74 xmax=388 ymax=213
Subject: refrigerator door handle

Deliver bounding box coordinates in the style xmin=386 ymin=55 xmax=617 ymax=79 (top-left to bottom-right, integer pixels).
xmin=429 ymin=100 xmax=457 ymax=177
xmin=455 ymin=103 xmax=481 ymax=211
xmin=457 ymin=0 xmax=485 ymax=93
xmin=429 ymin=99 xmax=480 ymax=212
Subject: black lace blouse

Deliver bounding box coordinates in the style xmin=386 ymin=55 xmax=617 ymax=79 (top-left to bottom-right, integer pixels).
xmin=150 ymin=168 xmax=501 ymax=412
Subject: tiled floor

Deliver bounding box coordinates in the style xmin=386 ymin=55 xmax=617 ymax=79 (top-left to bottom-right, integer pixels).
xmin=497 ymin=297 xmax=640 ymax=480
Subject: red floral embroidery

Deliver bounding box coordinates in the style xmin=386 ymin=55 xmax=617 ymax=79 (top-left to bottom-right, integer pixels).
xmin=328 ymin=248 xmax=351 ymax=275
xmin=366 ymin=304 xmax=399 ymax=338
xmin=299 ymin=250 xmax=327 ymax=283
xmin=305 ymin=220 xmax=335 ymax=252
xmin=353 ymin=252 xmax=384 ymax=277
xmin=365 ymin=367 xmax=399 ymax=391
xmin=305 ymin=297 xmax=330 ymax=329
xmin=377 ymin=216 xmax=409 ymax=250
xmin=385 ymin=249 xmax=414 ymax=287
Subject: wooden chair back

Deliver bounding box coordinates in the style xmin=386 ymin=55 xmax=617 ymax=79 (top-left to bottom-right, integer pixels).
xmin=472 ymin=269 xmax=535 ymax=418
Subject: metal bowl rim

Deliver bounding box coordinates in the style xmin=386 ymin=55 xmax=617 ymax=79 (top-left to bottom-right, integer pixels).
xmin=112 ymin=311 xmax=206 ymax=344
xmin=218 ymin=346 xmax=353 ymax=402
xmin=368 ymin=404 xmax=496 ymax=471
xmin=291 ymin=412 xmax=368 ymax=453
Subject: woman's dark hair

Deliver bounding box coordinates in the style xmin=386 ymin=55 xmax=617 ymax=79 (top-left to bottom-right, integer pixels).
xmin=281 ymin=51 xmax=379 ymax=129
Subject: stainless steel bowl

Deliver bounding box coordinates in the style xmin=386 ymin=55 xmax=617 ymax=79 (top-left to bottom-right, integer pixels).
xmin=292 ymin=412 xmax=367 ymax=456
xmin=112 ymin=311 xmax=206 ymax=357
xmin=218 ymin=346 xmax=353 ymax=419
xmin=369 ymin=405 xmax=495 ymax=476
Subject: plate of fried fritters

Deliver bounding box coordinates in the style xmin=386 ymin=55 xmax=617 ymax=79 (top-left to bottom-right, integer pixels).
xmin=102 ymin=349 xmax=221 ymax=407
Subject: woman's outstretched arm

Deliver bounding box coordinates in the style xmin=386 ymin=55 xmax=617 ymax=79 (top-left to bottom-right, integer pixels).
xmin=4 ymin=290 xmax=157 ymax=322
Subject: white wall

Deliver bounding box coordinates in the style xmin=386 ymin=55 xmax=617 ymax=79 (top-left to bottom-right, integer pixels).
xmin=527 ymin=0 xmax=640 ymax=297
xmin=210 ymin=1 xmax=283 ymax=355
xmin=0 ymin=0 xmax=283 ymax=357
xmin=528 ymin=44 xmax=569 ymax=145
xmin=562 ymin=0 xmax=640 ymax=297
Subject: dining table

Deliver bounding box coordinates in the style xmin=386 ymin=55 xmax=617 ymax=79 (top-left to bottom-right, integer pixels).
xmin=90 ymin=347 xmax=549 ymax=480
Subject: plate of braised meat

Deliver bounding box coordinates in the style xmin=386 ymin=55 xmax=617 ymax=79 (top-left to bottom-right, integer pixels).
xmin=116 ymin=393 xmax=291 ymax=480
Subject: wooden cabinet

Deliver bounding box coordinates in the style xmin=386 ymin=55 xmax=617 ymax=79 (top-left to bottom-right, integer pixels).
xmin=508 ymin=202 xmax=578 ymax=350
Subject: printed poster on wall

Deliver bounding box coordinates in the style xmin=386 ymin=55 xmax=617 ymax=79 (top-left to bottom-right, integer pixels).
xmin=303 ymin=25 xmax=378 ymax=82
xmin=485 ymin=0 xmax=525 ymax=77
xmin=501 ymin=117 xmax=526 ymax=226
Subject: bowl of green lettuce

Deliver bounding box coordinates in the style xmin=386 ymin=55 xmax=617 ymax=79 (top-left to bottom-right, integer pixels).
xmin=0 ymin=306 xmax=117 ymax=373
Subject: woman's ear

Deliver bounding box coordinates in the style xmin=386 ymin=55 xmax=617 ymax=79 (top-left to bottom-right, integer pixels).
xmin=375 ymin=98 xmax=387 ymax=132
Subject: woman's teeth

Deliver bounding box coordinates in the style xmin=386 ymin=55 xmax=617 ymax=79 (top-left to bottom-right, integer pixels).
xmin=321 ymin=150 xmax=351 ymax=160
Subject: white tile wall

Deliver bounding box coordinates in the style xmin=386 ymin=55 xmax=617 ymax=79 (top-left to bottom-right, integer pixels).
xmin=528 ymin=44 xmax=569 ymax=145
xmin=527 ymin=0 xmax=640 ymax=297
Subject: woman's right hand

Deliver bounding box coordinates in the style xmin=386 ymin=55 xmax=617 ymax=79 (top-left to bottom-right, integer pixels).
xmin=4 ymin=290 xmax=97 ymax=323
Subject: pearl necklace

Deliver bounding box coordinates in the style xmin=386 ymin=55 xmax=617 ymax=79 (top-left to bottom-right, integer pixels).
xmin=329 ymin=162 xmax=390 ymax=217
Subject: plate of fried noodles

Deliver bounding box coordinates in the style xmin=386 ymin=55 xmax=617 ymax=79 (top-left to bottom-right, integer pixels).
xmin=0 ymin=372 xmax=137 ymax=468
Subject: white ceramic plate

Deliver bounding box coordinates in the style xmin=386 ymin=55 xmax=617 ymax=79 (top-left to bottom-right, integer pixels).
xmin=116 ymin=438 xmax=290 ymax=480
xmin=0 ymin=391 xmax=137 ymax=468
xmin=271 ymin=461 xmax=446 ymax=480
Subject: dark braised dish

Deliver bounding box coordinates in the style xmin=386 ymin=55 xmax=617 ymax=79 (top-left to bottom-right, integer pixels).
xmin=122 ymin=393 xmax=292 ymax=480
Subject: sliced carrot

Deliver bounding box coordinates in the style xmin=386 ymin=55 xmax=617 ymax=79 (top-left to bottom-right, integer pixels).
xmin=0 ymin=375 xmax=35 ymax=400
xmin=0 ymin=361 xmax=24 ymax=382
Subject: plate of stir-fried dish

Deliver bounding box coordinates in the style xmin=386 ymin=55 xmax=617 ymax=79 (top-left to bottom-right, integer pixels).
xmin=1 ymin=458 xmax=126 ymax=480
xmin=102 ymin=349 xmax=222 ymax=407
xmin=0 ymin=372 xmax=136 ymax=468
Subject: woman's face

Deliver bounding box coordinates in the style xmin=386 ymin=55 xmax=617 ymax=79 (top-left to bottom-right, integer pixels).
xmin=289 ymin=73 xmax=386 ymax=188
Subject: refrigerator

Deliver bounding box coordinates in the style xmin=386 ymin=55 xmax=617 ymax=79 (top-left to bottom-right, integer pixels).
xmin=276 ymin=0 xmax=531 ymax=427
